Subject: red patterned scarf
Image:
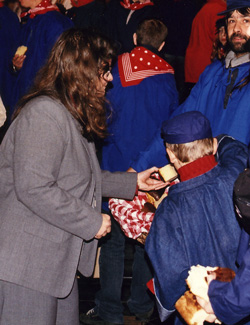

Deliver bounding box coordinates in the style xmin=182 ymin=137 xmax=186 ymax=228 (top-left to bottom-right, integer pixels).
xmin=120 ymin=0 xmax=154 ymax=10
xmin=118 ymin=46 xmax=174 ymax=87
xmin=0 ymin=2 xmax=4 ymax=8
xmin=70 ymin=0 xmax=94 ymax=8
xmin=20 ymin=0 xmax=59 ymax=19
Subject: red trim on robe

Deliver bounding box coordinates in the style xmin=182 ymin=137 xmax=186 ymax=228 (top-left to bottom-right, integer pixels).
xmin=178 ymin=155 xmax=218 ymax=182
xmin=147 ymin=278 xmax=155 ymax=294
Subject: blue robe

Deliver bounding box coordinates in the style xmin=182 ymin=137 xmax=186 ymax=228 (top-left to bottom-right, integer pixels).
xmin=145 ymin=136 xmax=248 ymax=321
xmin=7 ymin=11 xmax=73 ymax=121
xmin=208 ymin=229 xmax=250 ymax=324
xmin=0 ymin=6 xmax=20 ymax=109
xmin=173 ymin=54 xmax=250 ymax=145
xmin=101 ymin=61 xmax=178 ymax=173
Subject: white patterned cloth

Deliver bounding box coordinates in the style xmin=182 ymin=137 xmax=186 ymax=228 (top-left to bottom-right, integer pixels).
xmin=109 ymin=179 xmax=179 ymax=239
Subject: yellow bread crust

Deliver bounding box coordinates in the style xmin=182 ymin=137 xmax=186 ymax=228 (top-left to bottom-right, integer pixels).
xmin=15 ymin=46 xmax=28 ymax=56
xmin=159 ymin=164 xmax=178 ymax=182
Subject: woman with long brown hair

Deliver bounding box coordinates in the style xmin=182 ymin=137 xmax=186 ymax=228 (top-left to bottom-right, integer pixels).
xmin=0 ymin=28 xmax=163 ymax=325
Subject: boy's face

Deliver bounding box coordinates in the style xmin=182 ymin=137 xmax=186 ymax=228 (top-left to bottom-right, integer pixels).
xmin=227 ymin=10 xmax=250 ymax=56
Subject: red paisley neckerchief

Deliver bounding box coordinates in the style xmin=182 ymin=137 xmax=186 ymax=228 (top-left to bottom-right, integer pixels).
xmin=70 ymin=0 xmax=93 ymax=8
xmin=120 ymin=0 xmax=154 ymax=10
xmin=0 ymin=2 xmax=4 ymax=8
xmin=20 ymin=0 xmax=59 ymax=19
xmin=118 ymin=46 xmax=174 ymax=87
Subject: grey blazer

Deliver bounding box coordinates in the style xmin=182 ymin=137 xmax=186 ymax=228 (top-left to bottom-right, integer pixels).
xmin=0 ymin=96 xmax=137 ymax=298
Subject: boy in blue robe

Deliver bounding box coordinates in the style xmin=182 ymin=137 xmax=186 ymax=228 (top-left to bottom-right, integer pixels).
xmin=145 ymin=111 xmax=248 ymax=323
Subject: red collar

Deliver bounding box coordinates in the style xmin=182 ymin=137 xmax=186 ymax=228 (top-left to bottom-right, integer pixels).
xmin=120 ymin=0 xmax=154 ymax=10
xmin=70 ymin=0 xmax=93 ymax=7
xmin=0 ymin=2 xmax=4 ymax=8
xmin=20 ymin=0 xmax=59 ymax=19
xmin=178 ymin=155 xmax=218 ymax=182
xmin=118 ymin=46 xmax=174 ymax=87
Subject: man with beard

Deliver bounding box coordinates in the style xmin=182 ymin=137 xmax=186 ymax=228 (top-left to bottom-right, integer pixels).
xmin=171 ymin=0 xmax=250 ymax=147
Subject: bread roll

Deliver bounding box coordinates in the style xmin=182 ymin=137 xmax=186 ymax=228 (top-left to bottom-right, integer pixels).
xmin=159 ymin=164 xmax=178 ymax=182
xmin=15 ymin=46 xmax=28 ymax=56
xmin=175 ymin=291 xmax=209 ymax=325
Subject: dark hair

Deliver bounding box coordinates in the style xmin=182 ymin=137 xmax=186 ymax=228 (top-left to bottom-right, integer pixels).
xmin=226 ymin=7 xmax=250 ymax=20
xmin=14 ymin=28 xmax=116 ymax=139
xmin=216 ymin=17 xmax=226 ymax=34
xmin=136 ymin=19 xmax=168 ymax=49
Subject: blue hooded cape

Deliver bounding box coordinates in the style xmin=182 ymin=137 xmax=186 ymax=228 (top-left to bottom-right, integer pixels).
xmin=145 ymin=136 xmax=248 ymax=321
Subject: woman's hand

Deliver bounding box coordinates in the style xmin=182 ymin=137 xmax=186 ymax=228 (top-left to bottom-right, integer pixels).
xmin=95 ymin=213 xmax=111 ymax=239
xmin=137 ymin=166 xmax=167 ymax=191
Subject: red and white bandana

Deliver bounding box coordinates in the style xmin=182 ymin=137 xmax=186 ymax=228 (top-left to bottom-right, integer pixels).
xmin=70 ymin=0 xmax=93 ymax=8
xmin=118 ymin=46 xmax=174 ymax=87
xmin=20 ymin=0 xmax=59 ymax=19
xmin=120 ymin=0 xmax=154 ymax=10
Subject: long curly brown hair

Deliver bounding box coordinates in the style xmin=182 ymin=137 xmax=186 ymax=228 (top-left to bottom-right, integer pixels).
xmin=14 ymin=28 xmax=116 ymax=139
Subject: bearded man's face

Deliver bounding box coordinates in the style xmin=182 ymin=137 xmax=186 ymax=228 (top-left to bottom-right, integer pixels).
xmin=227 ymin=10 xmax=250 ymax=55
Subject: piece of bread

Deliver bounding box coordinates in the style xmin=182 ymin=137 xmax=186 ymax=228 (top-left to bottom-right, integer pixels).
xmin=186 ymin=265 xmax=217 ymax=301
xmin=154 ymin=192 xmax=168 ymax=209
xmin=176 ymin=291 xmax=209 ymax=325
xmin=15 ymin=46 xmax=28 ymax=56
xmin=145 ymin=191 xmax=168 ymax=209
xmin=159 ymin=164 xmax=178 ymax=182
xmin=141 ymin=202 xmax=156 ymax=213
xmin=175 ymin=265 xmax=235 ymax=325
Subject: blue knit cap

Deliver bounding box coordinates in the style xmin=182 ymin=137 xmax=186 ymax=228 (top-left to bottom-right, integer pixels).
xmin=161 ymin=111 xmax=212 ymax=144
xmin=218 ymin=0 xmax=250 ymax=15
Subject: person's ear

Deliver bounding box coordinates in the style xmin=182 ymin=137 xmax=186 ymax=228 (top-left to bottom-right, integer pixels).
xmin=212 ymin=137 xmax=218 ymax=155
xmin=158 ymin=41 xmax=165 ymax=52
xmin=166 ymin=148 xmax=177 ymax=164
xmin=133 ymin=33 xmax=137 ymax=46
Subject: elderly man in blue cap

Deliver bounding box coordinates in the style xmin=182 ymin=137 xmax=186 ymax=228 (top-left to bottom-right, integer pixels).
xmin=144 ymin=111 xmax=248 ymax=324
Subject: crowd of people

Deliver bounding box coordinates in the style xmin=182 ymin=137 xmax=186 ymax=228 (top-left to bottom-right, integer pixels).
xmin=1 ymin=0 xmax=250 ymax=324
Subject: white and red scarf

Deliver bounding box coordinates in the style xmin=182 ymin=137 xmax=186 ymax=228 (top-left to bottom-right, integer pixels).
xmin=20 ymin=0 xmax=59 ymax=19
xmin=120 ymin=0 xmax=154 ymax=10
xmin=70 ymin=0 xmax=93 ymax=8
xmin=118 ymin=46 xmax=174 ymax=87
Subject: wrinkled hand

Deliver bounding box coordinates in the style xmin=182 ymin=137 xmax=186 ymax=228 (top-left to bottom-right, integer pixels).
xmin=12 ymin=54 xmax=26 ymax=71
xmin=95 ymin=213 xmax=111 ymax=239
xmin=137 ymin=167 xmax=167 ymax=191
xmin=196 ymin=272 xmax=217 ymax=323
xmin=196 ymin=296 xmax=216 ymax=322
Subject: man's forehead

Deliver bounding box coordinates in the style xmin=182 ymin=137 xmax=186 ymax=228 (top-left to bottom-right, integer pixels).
xmin=228 ymin=9 xmax=250 ymax=17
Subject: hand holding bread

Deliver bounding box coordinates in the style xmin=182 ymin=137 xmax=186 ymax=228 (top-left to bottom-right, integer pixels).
xmin=12 ymin=46 xmax=28 ymax=71
xmin=175 ymin=265 xmax=235 ymax=325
